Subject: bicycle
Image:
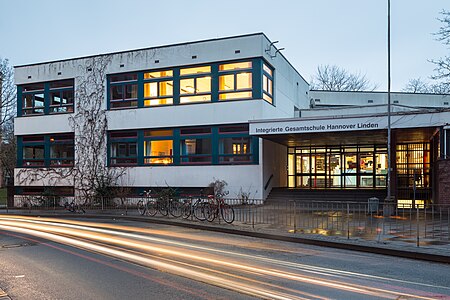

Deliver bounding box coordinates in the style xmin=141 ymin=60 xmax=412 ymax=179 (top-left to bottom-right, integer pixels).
xmin=137 ymin=190 xmax=155 ymax=216
xmin=64 ymin=200 xmax=85 ymax=214
xmin=180 ymin=193 xmax=208 ymax=221
xmin=205 ymin=194 xmax=235 ymax=224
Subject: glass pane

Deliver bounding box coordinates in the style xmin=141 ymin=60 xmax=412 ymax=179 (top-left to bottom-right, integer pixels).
xmin=111 ymin=86 xmax=123 ymax=100
xmin=375 ymin=153 xmax=388 ymax=174
xmin=288 ymin=154 xmax=295 ymax=176
xmin=62 ymin=90 xmax=74 ymax=104
xmin=23 ymin=145 xmax=44 ymax=159
xmin=268 ymin=78 xmax=273 ymax=95
xmin=219 ymin=137 xmax=250 ymax=155
xmin=144 ymin=82 xmax=158 ymax=98
xmin=125 ymin=84 xmax=138 ymax=99
xmin=196 ymin=76 xmax=211 ymax=93
xmin=144 ymin=140 xmax=173 ymax=164
xmin=110 ymin=73 xmax=137 ymax=82
xmin=360 ymin=176 xmax=373 ymax=188
xmin=263 ymin=75 xmax=268 ymax=92
xmin=263 ymin=93 xmax=272 ymax=103
xmin=344 ymin=154 xmax=357 ymax=173
xmin=263 ymin=64 xmax=273 ymax=76
xmin=144 ymin=70 xmax=173 ymax=79
xmin=236 ymin=72 xmax=252 ymax=90
xmin=144 ymin=129 xmax=173 ymax=137
xmin=49 ymin=80 xmax=74 ymax=89
xmin=328 ymin=154 xmax=341 ymax=175
xmin=360 ymin=153 xmax=374 ymax=174
xmin=159 ymin=81 xmax=173 ymax=96
xmin=50 ymin=144 xmax=74 ymax=159
xmin=22 ymin=83 xmax=44 ymax=92
xmin=219 ymin=62 xmax=252 ymax=71
xmin=181 ymin=139 xmax=212 ymax=155
xmin=219 ymin=74 xmax=234 ymax=91
xmin=144 ymin=98 xmax=173 ymax=106
xmin=219 ymin=92 xmax=252 ymax=100
xmin=180 ymin=66 xmax=211 ymax=76
xmin=51 ymin=92 xmax=61 ymax=105
xmin=34 ymin=94 xmax=45 ymax=107
xmin=344 ymin=176 xmax=357 ymax=187
xmin=23 ymin=94 xmax=33 ymax=108
xmin=180 ymin=95 xmax=211 ymax=104
xmin=180 ymin=78 xmax=195 ymax=94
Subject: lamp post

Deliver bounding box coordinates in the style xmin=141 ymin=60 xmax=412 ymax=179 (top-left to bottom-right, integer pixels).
xmin=387 ymin=0 xmax=392 ymax=205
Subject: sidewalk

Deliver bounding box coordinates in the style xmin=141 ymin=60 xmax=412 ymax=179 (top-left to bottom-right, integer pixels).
xmin=1 ymin=209 xmax=450 ymax=264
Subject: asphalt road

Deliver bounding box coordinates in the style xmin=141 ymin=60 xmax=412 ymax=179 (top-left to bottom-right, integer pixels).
xmin=0 ymin=215 xmax=449 ymax=300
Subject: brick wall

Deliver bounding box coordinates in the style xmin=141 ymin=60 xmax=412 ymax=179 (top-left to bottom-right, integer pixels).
xmin=436 ymin=159 xmax=450 ymax=205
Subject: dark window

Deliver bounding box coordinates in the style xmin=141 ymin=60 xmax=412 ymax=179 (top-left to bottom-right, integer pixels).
xmin=49 ymin=134 xmax=74 ymax=166
xmin=180 ymin=138 xmax=212 ymax=163
xmin=109 ymin=131 xmax=138 ymax=165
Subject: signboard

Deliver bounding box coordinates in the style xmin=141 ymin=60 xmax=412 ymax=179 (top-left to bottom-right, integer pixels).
xmin=250 ymin=116 xmax=388 ymax=135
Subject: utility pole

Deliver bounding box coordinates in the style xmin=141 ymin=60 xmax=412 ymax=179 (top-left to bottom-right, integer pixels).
xmin=387 ymin=0 xmax=392 ymax=204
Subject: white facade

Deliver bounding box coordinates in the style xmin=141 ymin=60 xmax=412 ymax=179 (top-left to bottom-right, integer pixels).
xmin=14 ymin=33 xmax=308 ymax=199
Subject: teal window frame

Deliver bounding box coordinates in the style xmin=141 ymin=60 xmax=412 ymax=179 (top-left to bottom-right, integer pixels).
xmin=109 ymin=131 xmax=138 ymax=166
xmin=107 ymin=124 xmax=258 ymax=167
xmin=106 ymin=58 xmax=273 ymax=109
xmin=17 ymin=80 xmax=75 ymax=117
xmin=18 ymin=133 xmax=74 ymax=167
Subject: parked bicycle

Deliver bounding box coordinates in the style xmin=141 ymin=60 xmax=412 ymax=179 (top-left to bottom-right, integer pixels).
xmin=137 ymin=190 xmax=152 ymax=216
xmin=205 ymin=194 xmax=235 ymax=224
xmin=180 ymin=192 xmax=209 ymax=221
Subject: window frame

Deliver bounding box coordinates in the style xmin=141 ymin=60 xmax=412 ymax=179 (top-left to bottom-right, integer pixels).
xmin=109 ymin=131 xmax=138 ymax=166
xmin=143 ymin=129 xmax=174 ymax=165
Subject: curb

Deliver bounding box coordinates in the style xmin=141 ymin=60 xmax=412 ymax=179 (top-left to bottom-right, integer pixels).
xmin=0 ymin=288 xmax=10 ymax=300
xmin=4 ymin=212 xmax=450 ymax=264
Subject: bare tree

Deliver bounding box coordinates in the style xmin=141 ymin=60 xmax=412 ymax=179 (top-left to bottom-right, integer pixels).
xmin=403 ymin=77 xmax=450 ymax=94
xmin=429 ymin=10 xmax=450 ymax=92
xmin=0 ymin=58 xmax=16 ymax=128
xmin=310 ymin=64 xmax=378 ymax=91
xmin=0 ymin=121 xmax=15 ymax=186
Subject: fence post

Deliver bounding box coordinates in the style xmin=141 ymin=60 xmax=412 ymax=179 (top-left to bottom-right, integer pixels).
xmin=347 ymin=203 xmax=350 ymax=240
xmin=293 ymin=201 xmax=297 ymax=233
xmin=53 ymin=196 xmax=56 ymax=211
xmin=125 ymin=199 xmax=128 ymax=216
xmin=101 ymin=197 xmax=104 ymax=211
xmin=251 ymin=202 xmax=255 ymax=229
xmin=416 ymin=206 xmax=420 ymax=247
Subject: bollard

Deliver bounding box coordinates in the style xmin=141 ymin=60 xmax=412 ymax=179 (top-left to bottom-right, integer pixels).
xmin=416 ymin=206 xmax=420 ymax=247
xmin=293 ymin=201 xmax=297 ymax=233
xmin=347 ymin=202 xmax=350 ymax=240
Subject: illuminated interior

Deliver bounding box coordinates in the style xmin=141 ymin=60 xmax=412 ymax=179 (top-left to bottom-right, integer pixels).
xmin=144 ymin=140 xmax=173 ymax=164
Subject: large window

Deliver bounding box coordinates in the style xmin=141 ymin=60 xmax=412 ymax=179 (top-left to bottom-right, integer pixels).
xmin=22 ymin=83 xmax=45 ymax=116
xmin=219 ymin=62 xmax=252 ymax=100
xmin=262 ymin=63 xmax=274 ymax=104
xmin=180 ymin=66 xmax=211 ymax=104
xmin=106 ymin=59 xmax=275 ymax=109
xmin=218 ymin=125 xmax=252 ymax=163
xmin=144 ymin=129 xmax=173 ymax=164
xmin=49 ymin=80 xmax=74 ymax=113
xmin=180 ymin=127 xmax=212 ymax=163
xmin=144 ymin=70 xmax=174 ymax=106
xmin=49 ymin=134 xmax=74 ymax=166
xmin=109 ymin=131 xmax=138 ymax=165
xmin=19 ymin=134 xmax=74 ymax=167
xmin=288 ymin=145 xmax=387 ymax=189
xmin=109 ymin=73 xmax=138 ymax=109
xmin=108 ymin=124 xmax=257 ymax=166
xmin=19 ymin=80 xmax=75 ymax=116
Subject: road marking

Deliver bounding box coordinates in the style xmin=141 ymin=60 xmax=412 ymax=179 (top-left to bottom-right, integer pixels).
xmin=13 ymin=275 xmax=25 ymax=278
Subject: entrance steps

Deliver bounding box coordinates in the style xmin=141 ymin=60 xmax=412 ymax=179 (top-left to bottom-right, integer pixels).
xmin=266 ymin=188 xmax=387 ymax=203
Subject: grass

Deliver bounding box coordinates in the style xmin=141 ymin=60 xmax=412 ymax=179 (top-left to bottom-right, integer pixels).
xmin=0 ymin=188 xmax=6 ymax=205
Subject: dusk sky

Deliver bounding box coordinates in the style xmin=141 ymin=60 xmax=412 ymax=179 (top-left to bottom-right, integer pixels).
xmin=1 ymin=0 xmax=449 ymax=91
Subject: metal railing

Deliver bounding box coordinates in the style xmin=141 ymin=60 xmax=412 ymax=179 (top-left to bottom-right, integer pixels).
xmin=2 ymin=195 xmax=449 ymax=247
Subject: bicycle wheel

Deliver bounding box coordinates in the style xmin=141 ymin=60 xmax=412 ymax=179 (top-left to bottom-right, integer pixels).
xmin=205 ymin=203 xmax=217 ymax=222
xmin=193 ymin=200 xmax=207 ymax=221
xmin=169 ymin=199 xmax=183 ymax=218
xmin=146 ymin=200 xmax=157 ymax=216
xmin=220 ymin=203 xmax=235 ymax=224
xmin=181 ymin=201 xmax=192 ymax=219
xmin=137 ymin=200 xmax=146 ymax=215
xmin=158 ymin=199 xmax=169 ymax=216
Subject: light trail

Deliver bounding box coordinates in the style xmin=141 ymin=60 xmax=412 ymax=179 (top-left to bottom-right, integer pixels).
xmin=1 ymin=215 xmax=448 ymax=300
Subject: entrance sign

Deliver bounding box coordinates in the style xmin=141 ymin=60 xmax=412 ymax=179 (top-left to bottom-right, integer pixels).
xmin=250 ymin=111 xmax=450 ymax=136
xmin=250 ymin=116 xmax=387 ymax=135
